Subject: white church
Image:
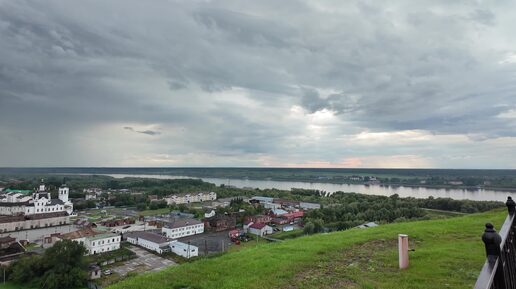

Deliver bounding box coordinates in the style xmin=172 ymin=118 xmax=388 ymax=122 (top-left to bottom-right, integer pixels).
xmin=0 ymin=180 xmax=74 ymax=216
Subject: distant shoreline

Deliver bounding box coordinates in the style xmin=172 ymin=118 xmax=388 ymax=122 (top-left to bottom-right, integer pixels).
xmin=49 ymin=172 xmax=516 ymax=193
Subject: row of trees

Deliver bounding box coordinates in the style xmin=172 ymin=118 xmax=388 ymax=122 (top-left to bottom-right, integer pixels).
xmin=416 ymin=196 xmax=502 ymax=213
xmin=302 ymin=193 xmax=504 ymax=233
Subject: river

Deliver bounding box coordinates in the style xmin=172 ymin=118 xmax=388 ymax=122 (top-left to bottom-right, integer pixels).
xmin=86 ymin=173 xmax=515 ymax=202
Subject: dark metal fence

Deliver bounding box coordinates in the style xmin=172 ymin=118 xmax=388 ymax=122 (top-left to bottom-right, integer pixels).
xmin=474 ymin=198 xmax=516 ymax=289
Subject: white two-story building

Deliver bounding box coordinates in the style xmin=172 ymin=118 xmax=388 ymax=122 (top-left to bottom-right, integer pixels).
xmin=59 ymin=227 xmax=121 ymax=255
xmin=162 ymin=218 xmax=204 ymax=239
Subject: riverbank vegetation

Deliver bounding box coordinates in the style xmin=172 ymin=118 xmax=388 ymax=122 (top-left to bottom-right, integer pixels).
xmin=2 ymin=167 xmax=516 ymax=190
xmin=302 ymin=192 xmax=502 ymax=233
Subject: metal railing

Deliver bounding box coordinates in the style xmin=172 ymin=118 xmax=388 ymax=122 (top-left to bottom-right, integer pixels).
xmin=474 ymin=197 xmax=516 ymax=289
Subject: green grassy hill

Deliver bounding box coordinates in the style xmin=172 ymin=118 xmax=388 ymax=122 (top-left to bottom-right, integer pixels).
xmin=106 ymin=209 xmax=505 ymax=289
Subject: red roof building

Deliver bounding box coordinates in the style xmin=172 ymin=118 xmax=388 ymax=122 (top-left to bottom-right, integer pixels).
xmin=244 ymin=215 xmax=272 ymax=225
xmin=283 ymin=210 xmax=304 ymax=221
xmin=271 ymin=217 xmax=289 ymax=225
xmin=248 ymin=222 xmax=273 ymax=236
xmin=249 ymin=223 xmax=267 ymax=230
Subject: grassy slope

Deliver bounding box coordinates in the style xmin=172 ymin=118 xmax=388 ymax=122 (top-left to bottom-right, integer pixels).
xmin=1 ymin=211 xmax=504 ymax=289
xmin=106 ymin=209 xmax=504 ymax=289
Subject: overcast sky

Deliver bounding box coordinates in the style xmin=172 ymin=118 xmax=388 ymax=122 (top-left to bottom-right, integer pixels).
xmin=1 ymin=0 xmax=515 ymax=168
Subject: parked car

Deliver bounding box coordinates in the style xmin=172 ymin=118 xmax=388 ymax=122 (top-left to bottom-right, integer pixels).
xmin=103 ymin=269 xmax=112 ymax=275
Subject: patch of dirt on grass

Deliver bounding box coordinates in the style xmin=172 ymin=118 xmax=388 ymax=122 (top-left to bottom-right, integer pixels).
xmin=285 ymin=239 xmax=398 ymax=289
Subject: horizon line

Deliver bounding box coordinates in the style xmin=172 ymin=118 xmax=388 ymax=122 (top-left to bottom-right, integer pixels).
xmin=0 ymin=166 xmax=515 ymax=171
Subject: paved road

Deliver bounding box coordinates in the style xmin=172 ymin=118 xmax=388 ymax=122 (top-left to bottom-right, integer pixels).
xmin=111 ymin=245 xmax=176 ymax=277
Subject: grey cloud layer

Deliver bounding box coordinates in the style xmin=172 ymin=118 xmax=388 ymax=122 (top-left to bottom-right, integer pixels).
xmin=0 ymin=0 xmax=515 ymax=167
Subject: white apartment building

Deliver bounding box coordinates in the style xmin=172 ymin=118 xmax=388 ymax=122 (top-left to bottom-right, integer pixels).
xmin=125 ymin=231 xmax=171 ymax=254
xmin=170 ymin=240 xmax=198 ymax=258
xmin=165 ymin=192 xmax=217 ymax=205
xmin=162 ymin=218 xmax=204 ymax=239
xmin=84 ymin=233 xmax=121 ymax=255
xmin=59 ymin=227 xmax=121 ymax=255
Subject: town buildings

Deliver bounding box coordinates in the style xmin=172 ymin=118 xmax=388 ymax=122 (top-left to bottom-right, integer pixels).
xmin=0 ymin=235 xmax=25 ymax=265
xmin=0 ymin=212 xmax=70 ymax=233
xmin=100 ymin=218 xmax=135 ymax=227
xmin=165 ymin=192 xmax=217 ymax=205
xmin=250 ymin=196 xmax=274 ymax=204
xmin=125 ymin=231 xmax=171 ymax=254
xmin=245 ymin=215 xmax=272 ymax=224
xmin=162 ymin=218 xmax=204 ymax=239
xmin=0 ymin=181 xmax=73 ymax=216
xmin=299 ymin=202 xmax=321 ymax=210
xmin=85 ymin=193 xmax=97 ymax=200
xmin=271 ymin=217 xmax=289 ymax=225
xmin=0 ymin=236 xmax=16 ymax=250
xmin=271 ymin=209 xmax=289 ymax=216
xmin=58 ymin=227 xmax=121 ymax=255
xmin=0 ymin=181 xmax=73 ymax=233
xmin=248 ymin=223 xmax=273 ymax=237
xmin=205 ymin=215 xmax=236 ymax=232
xmin=273 ymin=199 xmax=299 ymax=208
xmin=216 ymin=196 xmax=250 ymax=208
xmin=262 ymin=202 xmax=282 ymax=209
xmin=170 ymin=241 xmax=198 ymax=258
xmin=124 ymin=231 xmax=199 ymax=258
xmin=250 ymin=196 xmax=320 ymax=211
xmin=83 ymin=187 xmax=102 ymax=200
xmin=243 ymin=219 xmax=254 ymax=232
xmin=204 ymin=209 xmax=216 ymax=218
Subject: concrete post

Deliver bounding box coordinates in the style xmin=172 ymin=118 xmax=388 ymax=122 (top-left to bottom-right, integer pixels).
xmin=398 ymin=234 xmax=409 ymax=269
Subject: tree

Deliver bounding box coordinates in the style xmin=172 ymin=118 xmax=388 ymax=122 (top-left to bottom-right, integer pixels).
xmin=10 ymin=255 xmax=44 ymax=286
xmin=10 ymin=240 xmax=88 ymax=289
xmin=40 ymin=240 xmax=88 ymax=289
xmin=303 ymin=222 xmax=315 ymax=235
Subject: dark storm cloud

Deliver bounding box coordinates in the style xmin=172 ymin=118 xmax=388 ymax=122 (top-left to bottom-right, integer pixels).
xmin=0 ymin=0 xmax=515 ymax=167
